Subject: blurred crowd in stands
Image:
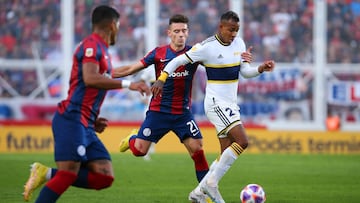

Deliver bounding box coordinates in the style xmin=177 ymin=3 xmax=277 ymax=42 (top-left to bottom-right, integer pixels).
xmin=0 ymin=0 xmax=359 ymax=123
xmin=1 ymin=0 xmax=359 ymax=62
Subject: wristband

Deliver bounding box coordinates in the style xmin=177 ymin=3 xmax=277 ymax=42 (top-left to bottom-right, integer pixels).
xmin=121 ymin=80 xmax=131 ymax=88
xmin=158 ymin=71 xmax=169 ymax=82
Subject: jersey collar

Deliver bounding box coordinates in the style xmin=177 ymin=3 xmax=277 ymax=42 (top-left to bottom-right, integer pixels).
xmin=92 ymin=33 xmax=109 ymax=47
xmin=215 ymin=34 xmax=230 ymax=46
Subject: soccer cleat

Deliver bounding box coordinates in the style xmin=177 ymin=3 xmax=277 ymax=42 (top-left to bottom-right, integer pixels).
xmin=23 ymin=162 xmax=49 ymax=201
xmin=188 ymin=190 xmax=204 ymax=203
xmin=119 ymin=129 xmax=138 ymax=152
xmin=188 ymin=190 xmax=212 ymax=203
xmin=201 ymin=183 xmax=225 ymax=203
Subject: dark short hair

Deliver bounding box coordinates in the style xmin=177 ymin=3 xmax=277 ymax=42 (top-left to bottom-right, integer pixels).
xmin=220 ymin=11 xmax=239 ymax=22
xmin=169 ymin=14 xmax=189 ymax=25
xmin=91 ymin=5 xmax=120 ymax=25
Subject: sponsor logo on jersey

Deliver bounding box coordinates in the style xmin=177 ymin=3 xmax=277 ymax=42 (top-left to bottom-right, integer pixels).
xmin=168 ymin=70 xmax=189 ymax=78
xmin=160 ymin=58 xmax=170 ymax=62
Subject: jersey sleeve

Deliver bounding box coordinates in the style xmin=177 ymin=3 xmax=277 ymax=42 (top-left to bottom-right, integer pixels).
xmin=237 ymin=38 xmax=248 ymax=63
xmin=82 ymin=40 xmax=100 ymax=64
xmin=184 ymin=42 xmax=208 ymax=64
xmin=140 ymin=48 xmax=156 ymax=67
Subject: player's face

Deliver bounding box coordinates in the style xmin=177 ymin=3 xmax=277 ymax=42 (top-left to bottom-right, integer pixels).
xmin=218 ymin=20 xmax=239 ymax=44
xmin=110 ymin=20 xmax=120 ymax=45
xmin=168 ymin=23 xmax=189 ymax=49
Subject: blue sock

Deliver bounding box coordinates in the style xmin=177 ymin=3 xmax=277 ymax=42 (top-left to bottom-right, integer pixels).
xmin=51 ymin=168 xmax=90 ymax=188
xmin=35 ymin=186 xmax=59 ymax=203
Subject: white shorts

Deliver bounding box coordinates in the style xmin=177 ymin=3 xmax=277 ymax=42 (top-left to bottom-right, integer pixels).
xmin=204 ymin=98 xmax=242 ymax=138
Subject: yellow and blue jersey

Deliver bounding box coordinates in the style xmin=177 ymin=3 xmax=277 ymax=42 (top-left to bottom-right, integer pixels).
xmin=184 ymin=35 xmax=247 ymax=104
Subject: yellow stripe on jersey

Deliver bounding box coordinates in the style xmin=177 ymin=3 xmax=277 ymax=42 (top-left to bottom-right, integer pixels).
xmin=204 ymin=62 xmax=241 ymax=68
xmin=208 ymin=79 xmax=238 ymax=84
xmin=215 ymin=34 xmax=230 ymax=46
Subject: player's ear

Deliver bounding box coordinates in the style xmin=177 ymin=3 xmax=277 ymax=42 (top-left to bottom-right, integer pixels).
xmin=110 ymin=20 xmax=119 ymax=32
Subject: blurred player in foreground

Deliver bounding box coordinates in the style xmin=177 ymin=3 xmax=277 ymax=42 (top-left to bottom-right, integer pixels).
xmin=22 ymin=5 xmax=150 ymax=203
xmin=151 ymin=11 xmax=275 ymax=203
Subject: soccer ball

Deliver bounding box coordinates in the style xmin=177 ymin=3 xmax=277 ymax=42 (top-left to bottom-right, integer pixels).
xmin=240 ymin=183 xmax=266 ymax=203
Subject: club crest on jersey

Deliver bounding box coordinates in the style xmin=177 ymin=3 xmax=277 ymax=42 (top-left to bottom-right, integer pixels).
xmin=85 ymin=48 xmax=94 ymax=57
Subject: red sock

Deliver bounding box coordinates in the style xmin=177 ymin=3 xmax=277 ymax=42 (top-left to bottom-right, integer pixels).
xmin=46 ymin=170 xmax=77 ymax=195
xmin=129 ymin=138 xmax=147 ymax=156
xmin=87 ymin=172 xmax=114 ymax=190
xmin=191 ymin=149 xmax=209 ymax=182
xmin=192 ymin=149 xmax=209 ymax=171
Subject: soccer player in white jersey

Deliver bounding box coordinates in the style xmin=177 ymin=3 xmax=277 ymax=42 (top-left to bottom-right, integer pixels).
xmin=152 ymin=11 xmax=275 ymax=203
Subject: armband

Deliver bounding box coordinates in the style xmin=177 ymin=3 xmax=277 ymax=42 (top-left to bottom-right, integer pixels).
xmin=158 ymin=71 xmax=169 ymax=83
xmin=121 ymin=80 xmax=131 ymax=88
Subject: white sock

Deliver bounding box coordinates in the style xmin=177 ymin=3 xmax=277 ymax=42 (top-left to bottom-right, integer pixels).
xmin=207 ymin=143 xmax=243 ymax=187
xmin=194 ymin=159 xmax=218 ymax=194
xmin=46 ymin=168 xmax=52 ymax=180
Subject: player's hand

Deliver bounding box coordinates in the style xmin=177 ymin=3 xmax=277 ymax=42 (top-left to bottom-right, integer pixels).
xmin=95 ymin=117 xmax=108 ymax=133
xmin=129 ymin=81 xmax=151 ymax=96
xmin=151 ymin=80 xmax=164 ymax=97
xmin=259 ymin=60 xmax=275 ymax=73
xmin=241 ymin=46 xmax=253 ymax=63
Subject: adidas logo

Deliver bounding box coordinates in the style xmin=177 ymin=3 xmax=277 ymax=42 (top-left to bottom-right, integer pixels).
xmin=217 ymin=54 xmax=224 ymax=59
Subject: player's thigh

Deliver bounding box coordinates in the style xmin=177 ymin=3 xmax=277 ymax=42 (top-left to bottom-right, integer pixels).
xmin=52 ymin=113 xmax=88 ymax=162
xmin=85 ymin=133 xmax=113 ymax=176
xmin=137 ymin=111 xmax=171 ymax=143
xmin=172 ymin=111 xmax=203 ymax=141
xmin=205 ymin=101 xmax=241 ymax=138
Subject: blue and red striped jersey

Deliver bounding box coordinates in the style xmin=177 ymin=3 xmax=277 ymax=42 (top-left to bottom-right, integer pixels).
xmin=58 ymin=33 xmax=112 ymax=127
xmin=141 ymin=44 xmax=198 ymax=114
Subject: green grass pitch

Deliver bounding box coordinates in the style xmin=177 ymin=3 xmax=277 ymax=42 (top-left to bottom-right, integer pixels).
xmin=0 ymin=153 xmax=359 ymax=203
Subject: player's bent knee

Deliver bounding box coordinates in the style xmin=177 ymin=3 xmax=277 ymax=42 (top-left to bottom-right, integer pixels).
xmin=241 ymin=142 xmax=248 ymax=149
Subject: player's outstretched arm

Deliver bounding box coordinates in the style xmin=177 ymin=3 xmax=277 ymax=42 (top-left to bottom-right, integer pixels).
xmin=239 ymin=60 xmax=275 ymax=78
xmin=112 ymin=61 xmax=145 ymax=78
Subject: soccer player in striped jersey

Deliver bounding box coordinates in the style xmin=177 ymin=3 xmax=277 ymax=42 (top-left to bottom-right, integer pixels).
xmin=22 ymin=5 xmax=150 ymax=203
xmin=114 ymin=14 xmax=252 ymax=203
xmin=152 ymin=11 xmax=275 ymax=203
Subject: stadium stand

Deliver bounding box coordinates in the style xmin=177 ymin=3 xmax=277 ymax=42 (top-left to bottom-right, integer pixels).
xmin=0 ymin=0 xmax=359 ymax=124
